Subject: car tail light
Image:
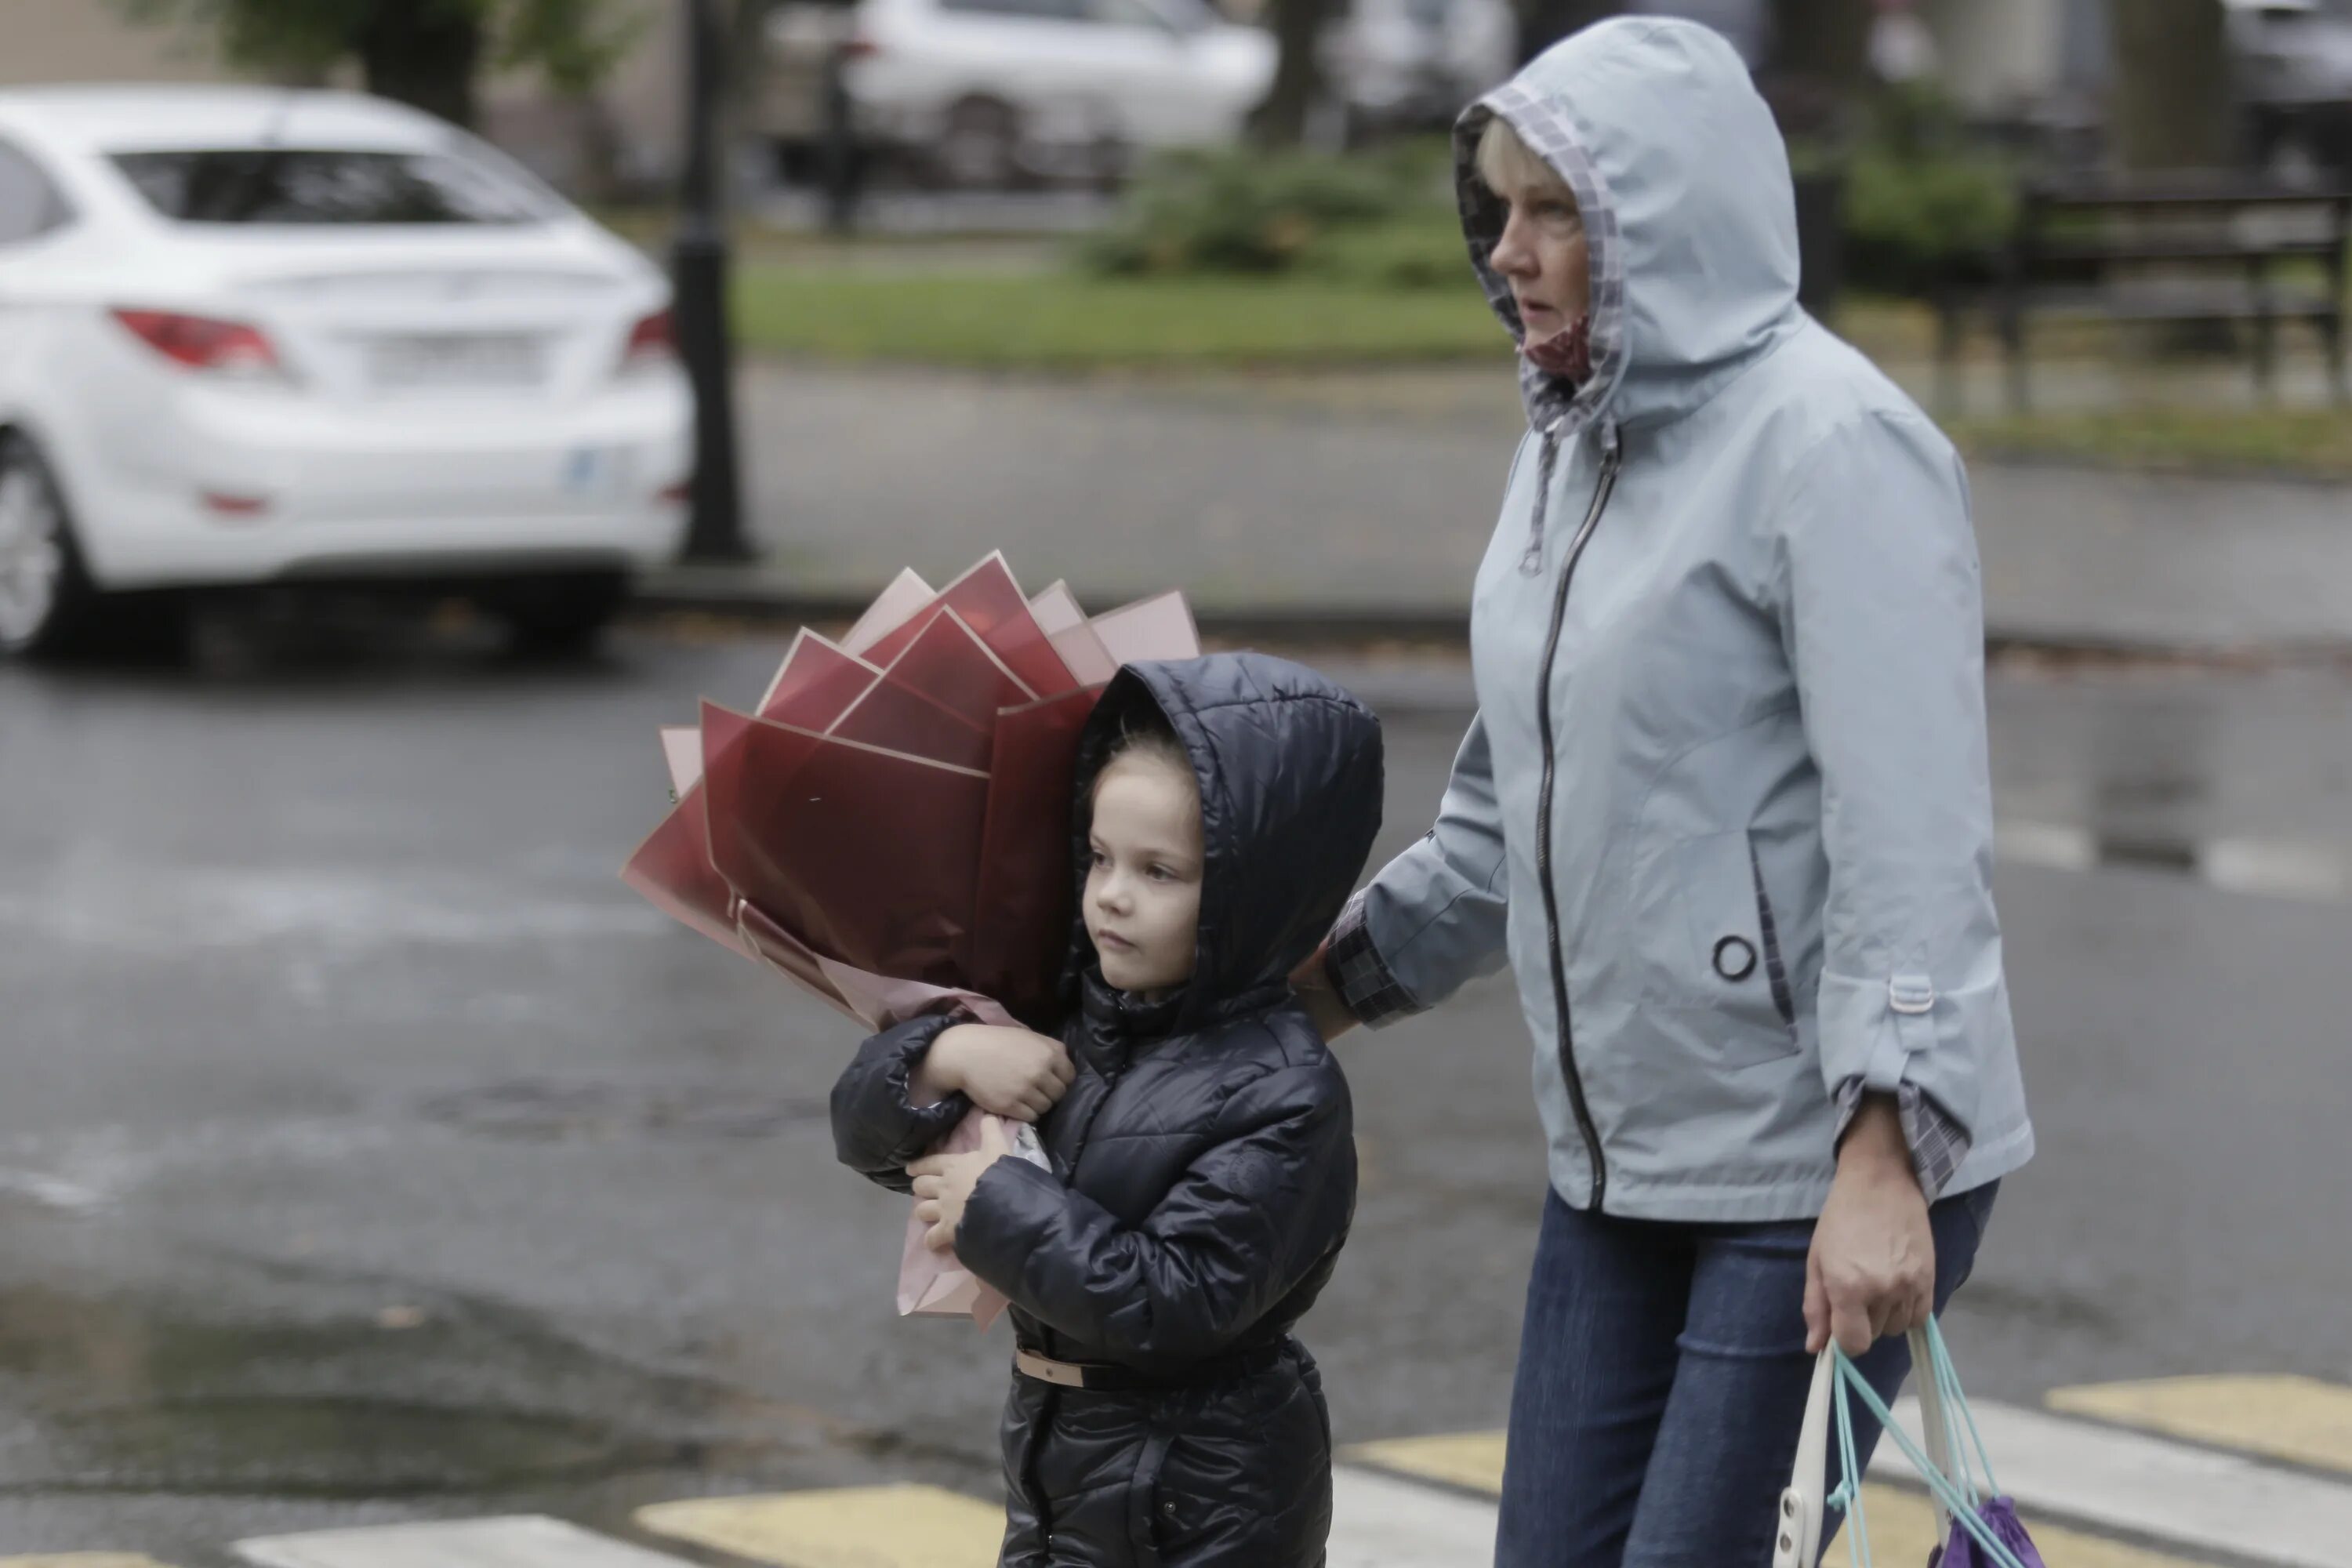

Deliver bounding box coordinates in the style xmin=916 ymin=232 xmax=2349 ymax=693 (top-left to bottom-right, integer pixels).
xmin=622 ymin=308 xmax=677 ymax=374
xmin=112 ymin=308 xmax=285 ymax=379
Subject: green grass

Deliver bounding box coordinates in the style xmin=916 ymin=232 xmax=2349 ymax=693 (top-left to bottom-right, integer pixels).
xmin=724 ymin=257 xmax=2352 ymax=478
xmin=729 ymin=264 xmax=1504 ymax=368
xmin=1950 ymin=405 xmax=2352 ymax=479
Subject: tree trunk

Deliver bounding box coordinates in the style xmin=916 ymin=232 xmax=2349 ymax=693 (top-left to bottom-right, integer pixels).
xmin=1757 ymin=0 xmax=1869 ymax=140
xmin=726 ymin=0 xmax=783 ymax=145
xmin=1773 ymin=0 xmax=1870 ymax=89
xmin=2106 ymin=0 xmax=2233 ymax=171
xmin=1515 ymin=0 xmax=1617 ymax=66
xmin=1778 ymin=0 xmax=1872 ymax=85
xmin=356 ymin=0 xmax=485 ymax=129
xmin=1250 ymin=0 xmax=1338 ymax=147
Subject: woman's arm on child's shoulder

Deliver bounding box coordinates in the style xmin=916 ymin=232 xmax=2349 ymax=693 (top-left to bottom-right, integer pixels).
xmin=829 ymin=1013 xmax=975 ymax=1194
xmin=953 ymin=1054 xmax=1354 ymax=1367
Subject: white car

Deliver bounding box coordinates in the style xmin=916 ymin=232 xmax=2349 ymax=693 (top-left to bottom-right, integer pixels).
xmin=1322 ymin=0 xmax=1515 ymax=139
xmin=0 ymin=85 xmax=692 ymax=658
xmin=770 ymin=0 xmax=1276 ymax=187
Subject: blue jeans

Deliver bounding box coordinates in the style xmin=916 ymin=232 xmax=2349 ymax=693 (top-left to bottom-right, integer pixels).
xmin=1494 ymin=1181 xmax=1999 ymax=1567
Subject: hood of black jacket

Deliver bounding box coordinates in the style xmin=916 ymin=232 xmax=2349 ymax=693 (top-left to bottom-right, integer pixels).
xmin=1064 ymin=652 xmax=1384 ymax=1035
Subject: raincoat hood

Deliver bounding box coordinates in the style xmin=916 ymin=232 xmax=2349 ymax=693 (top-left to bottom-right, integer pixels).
xmin=1458 ymin=16 xmax=1804 ymax=434
xmin=1066 ymin=653 xmax=1385 ymax=1033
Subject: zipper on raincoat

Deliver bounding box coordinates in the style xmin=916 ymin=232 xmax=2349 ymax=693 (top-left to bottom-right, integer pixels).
xmin=1533 ymin=421 xmax=1622 ymax=1212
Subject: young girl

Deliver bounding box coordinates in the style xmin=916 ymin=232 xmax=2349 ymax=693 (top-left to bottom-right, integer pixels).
xmin=831 ymin=651 xmax=1384 ymax=1567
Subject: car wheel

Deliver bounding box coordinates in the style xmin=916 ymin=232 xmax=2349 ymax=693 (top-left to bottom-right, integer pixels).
xmin=0 ymin=429 xmax=98 ymax=660
xmin=935 ymin=96 xmax=1026 ymax=191
xmin=487 ymin=569 xmax=628 ymax=658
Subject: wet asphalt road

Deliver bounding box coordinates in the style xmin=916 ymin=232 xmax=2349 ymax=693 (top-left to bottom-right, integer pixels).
xmin=0 ymin=622 xmax=2347 ymax=1563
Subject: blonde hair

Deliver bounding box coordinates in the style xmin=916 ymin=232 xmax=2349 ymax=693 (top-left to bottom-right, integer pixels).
xmin=1475 ymin=116 xmax=1576 ymax=208
xmin=1093 ymin=710 xmax=1195 ymax=803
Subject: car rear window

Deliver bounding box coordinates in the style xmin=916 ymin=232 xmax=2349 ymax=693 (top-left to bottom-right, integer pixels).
xmin=108 ymin=147 xmax=558 ymax=225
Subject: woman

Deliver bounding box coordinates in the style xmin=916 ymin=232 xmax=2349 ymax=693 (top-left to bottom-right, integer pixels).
xmin=1294 ymin=19 xmax=2034 ymax=1566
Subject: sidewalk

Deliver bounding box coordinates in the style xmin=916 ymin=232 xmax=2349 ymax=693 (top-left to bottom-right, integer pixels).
xmin=642 ymin=362 xmax=2352 ymax=658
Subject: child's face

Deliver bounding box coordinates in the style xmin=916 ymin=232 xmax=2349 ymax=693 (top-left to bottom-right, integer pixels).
xmin=1083 ymin=750 xmax=1203 ymax=998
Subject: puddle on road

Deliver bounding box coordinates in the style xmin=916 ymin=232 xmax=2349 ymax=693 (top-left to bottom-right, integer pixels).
xmin=0 ymin=1283 xmax=706 ymax=1499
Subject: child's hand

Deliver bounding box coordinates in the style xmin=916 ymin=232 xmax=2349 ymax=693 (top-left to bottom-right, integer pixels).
xmin=922 ymin=1023 xmax=1075 ymax=1122
xmin=909 ymin=1116 xmax=1011 ymax=1253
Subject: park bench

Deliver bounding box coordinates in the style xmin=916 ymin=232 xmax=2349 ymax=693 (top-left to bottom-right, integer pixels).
xmin=1933 ymin=176 xmax=2351 ymax=412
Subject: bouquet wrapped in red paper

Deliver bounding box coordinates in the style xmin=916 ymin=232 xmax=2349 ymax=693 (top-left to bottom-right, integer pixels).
xmin=622 ymin=554 xmax=1199 ymax=1326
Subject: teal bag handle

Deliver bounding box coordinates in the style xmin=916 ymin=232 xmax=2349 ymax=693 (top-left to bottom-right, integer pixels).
xmin=1772 ymin=1318 xmax=2030 ymax=1568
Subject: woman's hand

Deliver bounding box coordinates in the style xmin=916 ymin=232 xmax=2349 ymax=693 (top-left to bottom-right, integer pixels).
xmin=913 ymin=1023 xmax=1075 ymax=1121
xmin=909 ymin=1116 xmax=1011 ymax=1253
xmin=1805 ymin=1096 xmax=1934 ymax=1356
xmin=1289 ymin=942 xmax=1359 ymax=1044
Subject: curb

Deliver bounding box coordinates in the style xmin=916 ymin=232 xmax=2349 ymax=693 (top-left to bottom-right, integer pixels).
xmin=630 ymin=572 xmax=2352 ymax=676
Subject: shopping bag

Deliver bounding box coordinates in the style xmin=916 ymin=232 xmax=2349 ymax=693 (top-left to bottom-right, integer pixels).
xmin=1775 ymin=1318 xmax=2046 ymax=1568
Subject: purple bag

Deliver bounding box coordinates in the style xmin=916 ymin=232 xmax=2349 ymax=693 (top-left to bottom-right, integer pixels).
xmin=1932 ymin=1497 xmax=2046 ymax=1568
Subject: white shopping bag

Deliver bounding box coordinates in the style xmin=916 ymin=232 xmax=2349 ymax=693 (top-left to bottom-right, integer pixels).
xmin=1775 ymin=1319 xmax=2045 ymax=1568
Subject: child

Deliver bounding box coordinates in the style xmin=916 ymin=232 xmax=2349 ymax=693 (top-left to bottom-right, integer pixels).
xmin=831 ymin=652 xmax=1384 ymax=1567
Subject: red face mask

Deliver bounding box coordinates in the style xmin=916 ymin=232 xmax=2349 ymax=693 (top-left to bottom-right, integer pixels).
xmin=1521 ymin=313 xmax=1592 ymax=384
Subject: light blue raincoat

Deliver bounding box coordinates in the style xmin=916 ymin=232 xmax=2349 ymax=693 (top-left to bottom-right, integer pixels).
xmin=1334 ymin=18 xmax=2034 ymax=1221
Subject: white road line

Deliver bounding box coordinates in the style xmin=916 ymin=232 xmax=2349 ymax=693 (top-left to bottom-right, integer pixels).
xmin=212 ymin=1396 xmax=2352 ymax=1568
xmin=2198 ymin=837 xmax=2352 ymax=902
xmin=1877 ymin=1398 xmax=2352 ymax=1568
xmin=234 ymin=1516 xmax=693 ymax=1568
xmin=1996 ymin=818 xmax=2352 ymax=904
xmin=1327 ymin=1465 xmax=1498 ymax=1566
xmin=1996 ymin=818 xmax=2100 ymax=872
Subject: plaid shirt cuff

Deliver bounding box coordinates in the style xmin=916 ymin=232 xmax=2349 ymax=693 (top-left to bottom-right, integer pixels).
xmin=1324 ymin=890 xmax=1425 ymax=1029
xmin=1833 ymin=1078 xmax=1971 ymax=1202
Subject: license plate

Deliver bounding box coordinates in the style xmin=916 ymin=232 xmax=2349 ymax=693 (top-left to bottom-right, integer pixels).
xmin=367 ymin=333 xmax=543 ymax=390
xmin=561 ymin=444 xmax=633 ymax=496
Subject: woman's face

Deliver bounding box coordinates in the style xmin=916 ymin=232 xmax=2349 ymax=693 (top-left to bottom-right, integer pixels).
xmin=1487 ymin=173 xmax=1592 ymax=344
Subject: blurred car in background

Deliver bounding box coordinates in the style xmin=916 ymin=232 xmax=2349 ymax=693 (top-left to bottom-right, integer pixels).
xmin=0 ymin=86 xmax=690 ymax=659
xmin=761 ymin=0 xmax=1276 ymax=189
xmin=2226 ymin=0 xmax=2352 ymax=180
xmin=1319 ymin=0 xmax=1515 ymax=141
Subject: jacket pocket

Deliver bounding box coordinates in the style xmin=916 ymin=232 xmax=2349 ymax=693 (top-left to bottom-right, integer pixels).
xmin=1668 ymin=829 xmax=1801 ymax=1064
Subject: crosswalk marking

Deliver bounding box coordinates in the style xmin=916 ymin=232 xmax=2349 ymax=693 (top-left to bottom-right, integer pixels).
xmin=1824 ymin=1487 xmax=2209 ymax=1568
xmin=2049 ymin=1375 xmax=2352 ymax=1478
xmin=53 ymin=1377 xmax=2352 ymax=1568
xmin=1882 ymin=1396 xmax=2352 ymax=1568
xmin=1346 ymin=1431 xmax=1508 ymax=1495
xmin=1345 ymin=1425 xmax=2209 ymax=1567
xmin=637 ymin=1484 xmax=1004 ymax=1567
xmin=635 ymin=1470 xmax=1500 ymax=1568
xmin=234 ymin=1515 xmax=693 ymax=1568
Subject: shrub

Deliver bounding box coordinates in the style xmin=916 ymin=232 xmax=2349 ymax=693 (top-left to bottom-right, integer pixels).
xmin=1302 ymin=208 xmax=1472 ymax=291
xmin=1834 ymin=85 xmax=2020 ymax=297
xmin=1077 ymin=140 xmax=1458 ymax=281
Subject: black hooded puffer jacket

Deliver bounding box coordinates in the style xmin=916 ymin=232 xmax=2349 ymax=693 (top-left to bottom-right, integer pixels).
xmin=832 ymin=652 xmax=1384 ymax=1567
